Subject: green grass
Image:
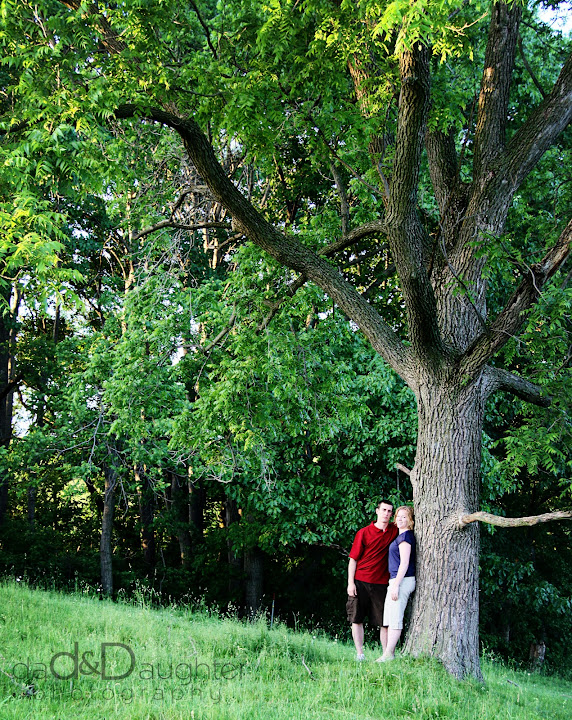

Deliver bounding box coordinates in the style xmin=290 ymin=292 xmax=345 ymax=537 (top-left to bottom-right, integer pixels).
xmin=0 ymin=580 xmax=570 ymax=719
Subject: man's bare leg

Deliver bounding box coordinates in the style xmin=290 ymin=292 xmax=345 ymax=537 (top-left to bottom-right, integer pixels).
xmin=351 ymin=623 xmax=365 ymax=658
xmin=379 ymin=625 xmax=388 ymax=654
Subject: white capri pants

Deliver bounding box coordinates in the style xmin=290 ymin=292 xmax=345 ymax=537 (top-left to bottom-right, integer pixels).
xmin=383 ymin=576 xmax=416 ymax=630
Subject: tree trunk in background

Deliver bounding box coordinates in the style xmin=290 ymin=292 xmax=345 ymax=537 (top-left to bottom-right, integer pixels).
xmin=136 ymin=465 xmax=156 ymax=568
xmin=84 ymin=476 xmax=105 ymax=514
xmin=189 ymin=480 xmax=205 ymax=542
xmin=0 ymin=286 xmax=18 ymax=527
xmin=169 ymin=472 xmax=192 ymax=568
xmin=26 ymin=306 xmax=63 ymax=532
xmin=225 ymin=497 xmax=242 ymax=598
xmin=101 ymin=456 xmax=118 ymax=596
xmin=27 ymin=486 xmax=37 ymax=530
xmin=529 ymin=639 xmax=546 ymax=672
xmin=244 ymin=546 xmax=264 ymax=617
xmin=28 ymin=395 xmax=45 ymax=532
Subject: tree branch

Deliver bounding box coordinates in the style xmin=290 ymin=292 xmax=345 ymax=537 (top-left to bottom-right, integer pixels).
xmin=0 ymin=374 xmax=22 ymax=401
xmin=487 ymin=367 xmax=550 ymax=406
xmin=58 ymin=0 xmax=126 ymax=54
xmin=257 ymin=275 xmax=307 ymax=332
xmin=0 ymin=120 xmax=29 ymax=138
xmin=330 ymin=162 xmax=350 ymax=237
xmin=494 ymin=48 xmax=572 ymax=197
xmin=425 ymin=128 xmax=472 ymax=263
xmin=473 ymin=2 xmax=522 ymax=178
xmin=188 ymin=0 xmax=218 ymax=60
xmin=458 ymin=510 xmax=572 ymax=529
xmin=312 ymin=120 xmax=383 ymax=197
xmin=114 ymin=104 xmax=411 ymax=377
xmin=255 ymin=220 xmax=390 ymax=332
xmin=386 ymin=44 xmax=442 ymax=361
xmin=461 ymin=218 xmax=572 ymax=372
xmin=426 ymin=129 xmax=459 ymax=217
xmin=320 ymin=220 xmax=387 ymax=258
xmin=132 ymin=220 xmax=230 ymax=242
xmin=200 ymin=309 xmax=236 ymax=354
xmin=170 ymin=186 xmax=196 ymax=214
xmin=518 ymin=35 xmax=547 ymax=99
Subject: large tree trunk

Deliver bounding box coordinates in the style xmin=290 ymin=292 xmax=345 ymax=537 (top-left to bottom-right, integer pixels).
xmin=405 ymin=373 xmax=488 ymax=679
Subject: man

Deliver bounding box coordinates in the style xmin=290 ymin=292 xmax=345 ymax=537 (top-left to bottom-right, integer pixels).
xmin=346 ymin=500 xmax=398 ymax=660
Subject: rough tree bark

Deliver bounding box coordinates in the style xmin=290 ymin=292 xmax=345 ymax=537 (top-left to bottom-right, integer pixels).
xmin=404 ymin=371 xmax=490 ymax=674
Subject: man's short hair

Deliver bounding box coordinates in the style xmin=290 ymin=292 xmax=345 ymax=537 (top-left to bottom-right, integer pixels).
xmin=378 ymin=499 xmax=393 ymax=508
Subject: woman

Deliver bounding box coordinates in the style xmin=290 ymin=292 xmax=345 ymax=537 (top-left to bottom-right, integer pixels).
xmin=377 ymin=505 xmax=416 ymax=662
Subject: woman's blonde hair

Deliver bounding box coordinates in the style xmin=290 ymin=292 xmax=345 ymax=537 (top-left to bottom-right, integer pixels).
xmin=395 ymin=505 xmax=414 ymax=530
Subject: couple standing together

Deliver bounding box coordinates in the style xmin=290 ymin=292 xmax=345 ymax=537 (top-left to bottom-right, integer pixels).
xmin=347 ymin=500 xmax=416 ymax=662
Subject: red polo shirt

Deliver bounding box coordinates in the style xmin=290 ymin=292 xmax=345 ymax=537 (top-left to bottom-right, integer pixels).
xmin=349 ymin=522 xmax=398 ymax=585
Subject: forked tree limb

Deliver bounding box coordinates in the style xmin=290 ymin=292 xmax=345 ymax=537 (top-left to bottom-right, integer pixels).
xmin=458 ymin=510 xmax=572 ymax=529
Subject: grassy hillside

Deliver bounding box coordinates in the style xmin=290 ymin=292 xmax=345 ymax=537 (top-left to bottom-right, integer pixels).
xmin=0 ymin=581 xmax=570 ymax=719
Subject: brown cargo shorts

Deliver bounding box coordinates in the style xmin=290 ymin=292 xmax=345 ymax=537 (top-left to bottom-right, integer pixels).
xmin=346 ymin=580 xmax=388 ymax=627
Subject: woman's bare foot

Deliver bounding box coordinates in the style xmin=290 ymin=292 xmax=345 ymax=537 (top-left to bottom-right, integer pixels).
xmin=375 ymin=653 xmax=394 ymax=662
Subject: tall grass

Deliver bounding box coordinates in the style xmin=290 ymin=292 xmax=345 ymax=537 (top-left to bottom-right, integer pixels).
xmin=0 ymin=580 xmax=569 ymax=719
